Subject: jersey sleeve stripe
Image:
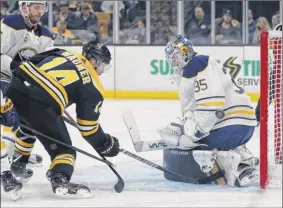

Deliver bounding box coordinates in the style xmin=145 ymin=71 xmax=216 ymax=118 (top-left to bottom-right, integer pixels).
xmin=19 ymin=63 xmax=65 ymax=114
xmin=215 ymin=117 xmax=257 ymax=126
xmin=197 ymin=101 xmax=225 ymax=107
xmin=77 ymin=118 xmax=99 ymax=126
xmin=225 ymin=109 xmax=255 ymax=117
xmin=80 ymin=125 xmax=100 ymax=137
xmin=224 ymin=105 xmax=253 ymax=111
xmin=196 ymin=96 xmax=225 ymax=102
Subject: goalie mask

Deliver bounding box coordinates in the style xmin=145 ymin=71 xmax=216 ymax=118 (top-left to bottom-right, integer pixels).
xmin=165 ymin=35 xmax=196 ymax=83
xmin=19 ymin=1 xmax=47 ymax=26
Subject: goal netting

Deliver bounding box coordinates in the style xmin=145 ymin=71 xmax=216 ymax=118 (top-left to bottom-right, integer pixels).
xmin=260 ymin=30 xmax=282 ymax=188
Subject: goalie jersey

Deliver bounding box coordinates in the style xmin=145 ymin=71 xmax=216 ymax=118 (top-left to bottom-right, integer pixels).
xmin=179 ymin=55 xmax=257 ymax=133
xmin=1 ymin=14 xmax=54 ymax=77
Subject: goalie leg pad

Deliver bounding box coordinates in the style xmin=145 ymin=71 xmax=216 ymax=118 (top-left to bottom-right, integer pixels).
xmin=163 ymin=149 xmax=227 ymax=185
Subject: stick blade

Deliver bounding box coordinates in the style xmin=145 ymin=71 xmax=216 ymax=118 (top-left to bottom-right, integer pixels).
xmin=114 ymin=176 xmax=125 ymax=193
xmin=122 ymin=111 xmax=144 ymax=152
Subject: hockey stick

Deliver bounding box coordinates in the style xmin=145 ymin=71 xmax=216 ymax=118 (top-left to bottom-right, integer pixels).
xmin=122 ymin=111 xmax=172 ymax=152
xmin=19 ymin=124 xmax=113 ymax=166
xmin=62 ymin=114 xmax=211 ymax=185
xmin=63 ymin=111 xmax=125 ymax=193
xmin=119 ymin=148 xmax=210 ymax=184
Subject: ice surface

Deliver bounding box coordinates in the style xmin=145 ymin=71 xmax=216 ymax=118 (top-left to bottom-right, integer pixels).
xmin=1 ymin=100 xmax=282 ymax=207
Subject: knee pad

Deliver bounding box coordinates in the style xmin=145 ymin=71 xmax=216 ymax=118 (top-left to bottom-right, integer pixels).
xmin=163 ymin=149 xmax=227 ymax=185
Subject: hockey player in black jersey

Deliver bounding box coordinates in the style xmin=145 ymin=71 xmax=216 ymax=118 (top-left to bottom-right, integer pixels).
xmin=2 ymin=40 xmax=120 ymax=198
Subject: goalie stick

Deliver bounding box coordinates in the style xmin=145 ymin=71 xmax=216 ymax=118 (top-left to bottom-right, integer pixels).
xmin=63 ymin=113 xmax=224 ymax=185
xmin=63 ymin=111 xmax=125 ymax=193
xmin=123 ymin=111 xmax=172 ymax=152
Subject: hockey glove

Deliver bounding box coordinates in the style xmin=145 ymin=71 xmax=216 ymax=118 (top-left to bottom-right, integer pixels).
xmin=96 ymin=134 xmax=120 ymax=157
xmin=0 ymin=99 xmax=19 ymax=131
xmin=158 ymin=116 xmax=208 ymax=150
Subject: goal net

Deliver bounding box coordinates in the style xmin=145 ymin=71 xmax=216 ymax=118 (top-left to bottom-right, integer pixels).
xmin=260 ymin=30 xmax=282 ymax=188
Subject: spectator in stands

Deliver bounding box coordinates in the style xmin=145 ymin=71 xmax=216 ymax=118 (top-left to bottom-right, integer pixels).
xmin=185 ymin=7 xmax=211 ymax=44
xmin=151 ymin=13 xmax=173 ymax=44
xmin=135 ymin=19 xmax=146 ymax=43
xmin=247 ymin=9 xmax=257 ymax=43
xmin=252 ymin=17 xmax=270 ymax=44
xmin=101 ymin=1 xmax=125 ymax=18
xmin=215 ymin=9 xmax=241 ymax=44
xmin=271 ymin=12 xmax=280 ymax=30
xmin=52 ymin=20 xmax=75 ymax=45
xmin=0 ymin=1 xmax=10 ymax=19
xmin=55 ymin=1 xmax=76 ymax=29
xmin=73 ymin=3 xmax=98 ymax=30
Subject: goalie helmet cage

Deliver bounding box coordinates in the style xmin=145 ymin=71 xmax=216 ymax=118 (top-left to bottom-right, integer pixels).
xmin=260 ymin=30 xmax=282 ymax=188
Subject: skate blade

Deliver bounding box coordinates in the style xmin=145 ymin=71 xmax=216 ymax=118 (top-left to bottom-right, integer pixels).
xmin=239 ymin=172 xmax=259 ymax=187
xmin=54 ymin=187 xmax=93 ymax=199
xmin=6 ymin=189 xmax=22 ymax=201
xmin=27 ymin=162 xmax=43 ymax=168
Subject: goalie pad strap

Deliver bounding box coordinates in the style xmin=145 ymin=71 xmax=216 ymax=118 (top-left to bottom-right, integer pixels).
xmin=195 ymin=157 xmax=227 ymax=185
xmin=198 ymin=168 xmax=226 ymax=185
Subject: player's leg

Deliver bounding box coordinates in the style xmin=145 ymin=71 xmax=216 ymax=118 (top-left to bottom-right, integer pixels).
xmin=199 ymin=125 xmax=255 ymax=150
xmin=199 ymin=125 xmax=259 ymax=187
xmin=2 ymin=126 xmax=43 ymax=167
xmin=1 ymin=127 xmax=23 ymax=201
xmin=0 ymin=79 xmax=43 ymax=167
xmin=5 ymin=81 xmax=90 ymax=198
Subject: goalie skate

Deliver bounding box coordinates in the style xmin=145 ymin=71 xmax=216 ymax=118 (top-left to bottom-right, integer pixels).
xmin=51 ymin=173 xmax=92 ymax=199
xmin=234 ymin=164 xmax=259 ymax=187
xmin=1 ymin=170 xmax=22 ymax=201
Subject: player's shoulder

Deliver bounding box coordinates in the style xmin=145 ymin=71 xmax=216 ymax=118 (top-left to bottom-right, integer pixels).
xmin=39 ymin=25 xmax=54 ymax=39
xmin=1 ymin=14 xmax=26 ymax=30
xmin=182 ymin=54 xmax=209 ymax=79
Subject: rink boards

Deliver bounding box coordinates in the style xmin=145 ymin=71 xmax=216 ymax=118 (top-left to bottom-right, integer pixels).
xmin=62 ymin=46 xmax=261 ymax=102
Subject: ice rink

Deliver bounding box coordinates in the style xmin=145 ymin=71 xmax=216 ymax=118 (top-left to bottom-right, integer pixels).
xmin=1 ymin=100 xmax=282 ymax=207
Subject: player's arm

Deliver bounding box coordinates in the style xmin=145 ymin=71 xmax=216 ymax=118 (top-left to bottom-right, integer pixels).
xmin=75 ymin=99 xmax=120 ymax=157
xmin=0 ymin=20 xmax=15 ymax=76
xmin=40 ymin=27 xmax=55 ymax=52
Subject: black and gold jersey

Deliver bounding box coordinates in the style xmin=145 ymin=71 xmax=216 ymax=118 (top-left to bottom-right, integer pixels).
xmin=15 ymin=48 xmax=106 ymax=145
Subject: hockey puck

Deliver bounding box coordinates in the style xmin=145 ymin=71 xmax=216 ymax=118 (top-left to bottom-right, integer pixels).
xmin=215 ymin=110 xmax=225 ymax=119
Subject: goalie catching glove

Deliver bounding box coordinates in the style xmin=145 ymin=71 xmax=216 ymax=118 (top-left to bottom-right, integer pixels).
xmin=158 ymin=111 xmax=208 ymax=150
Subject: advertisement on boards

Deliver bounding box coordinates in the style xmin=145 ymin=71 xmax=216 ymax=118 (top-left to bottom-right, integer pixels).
xmin=115 ymin=46 xmax=246 ymax=92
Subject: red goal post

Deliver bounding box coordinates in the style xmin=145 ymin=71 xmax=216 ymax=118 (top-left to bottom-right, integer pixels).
xmin=260 ymin=30 xmax=282 ymax=188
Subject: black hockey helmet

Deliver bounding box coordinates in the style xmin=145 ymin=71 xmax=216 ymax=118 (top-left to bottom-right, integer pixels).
xmin=82 ymin=40 xmax=111 ymax=65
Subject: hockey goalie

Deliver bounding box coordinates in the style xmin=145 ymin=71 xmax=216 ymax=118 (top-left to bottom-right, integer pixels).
xmin=158 ymin=35 xmax=259 ymax=187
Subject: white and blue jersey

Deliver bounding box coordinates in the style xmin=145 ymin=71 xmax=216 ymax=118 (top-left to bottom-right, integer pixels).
xmin=1 ymin=14 xmax=54 ymax=77
xmin=179 ymin=54 xmax=257 ymax=136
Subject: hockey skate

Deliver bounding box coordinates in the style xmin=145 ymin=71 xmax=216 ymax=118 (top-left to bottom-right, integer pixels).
xmin=50 ymin=172 xmax=92 ymax=199
xmin=234 ymin=163 xmax=259 ymax=187
xmin=234 ymin=146 xmax=260 ymax=187
xmin=27 ymin=153 xmax=43 ymax=167
xmin=10 ymin=153 xmax=34 ymax=184
xmin=1 ymin=170 xmax=23 ymax=201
